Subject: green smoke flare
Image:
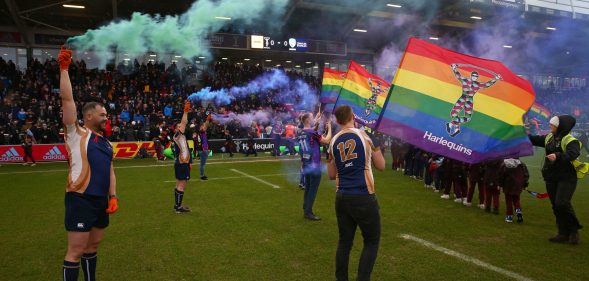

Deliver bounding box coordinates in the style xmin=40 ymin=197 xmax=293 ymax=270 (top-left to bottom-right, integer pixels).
xmin=67 ymin=0 xmax=287 ymax=66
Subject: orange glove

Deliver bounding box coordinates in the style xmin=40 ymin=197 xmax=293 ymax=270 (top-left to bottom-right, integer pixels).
xmin=105 ymin=196 xmax=118 ymax=214
xmin=183 ymin=101 xmax=191 ymax=113
xmin=58 ymin=46 xmax=72 ymax=71
xmin=206 ymin=114 xmax=212 ymax=122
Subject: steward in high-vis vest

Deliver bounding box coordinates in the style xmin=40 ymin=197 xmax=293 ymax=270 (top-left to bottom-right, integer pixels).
xmin=529 ymin=115 xmax=583 ymax=245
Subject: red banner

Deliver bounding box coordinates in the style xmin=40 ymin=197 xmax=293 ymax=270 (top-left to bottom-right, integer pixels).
xmin=0 ymin=141 xmax=160 ymax=163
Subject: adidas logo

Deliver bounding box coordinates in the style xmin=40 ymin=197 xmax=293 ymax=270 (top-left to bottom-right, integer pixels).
xmin=43 ymin=146 xmax=67 ymax=160
xmin=1 ymin=147 xmax=23 ymax=161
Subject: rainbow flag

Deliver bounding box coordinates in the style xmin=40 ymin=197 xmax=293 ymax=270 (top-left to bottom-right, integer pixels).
xmin=320 ymin=68 xmax=346 ymax=113
xmin=376 ymin=38 xmax=535 ymax=164
xmin=333 ymin=61 xmax=391 ymax=129
xmin=529 ymin=102 xmax=551 ymax=121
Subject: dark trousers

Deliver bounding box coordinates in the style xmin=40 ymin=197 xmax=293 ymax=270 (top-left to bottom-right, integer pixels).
xmin=453 ymin=178 xmax=467 ymax=198
xmin=273 ymin=134 xmax=281 ymax=156
xmin=404 ymin=158 xmax=413 ymax=175
xmin=424 ymin=170 xmax=432 ymax=185
xmin=224 ymin=142 xmax=235 ymax=157
xmin=505 ymin=194 xmax=521 ymax=216
xmin=23 ymin=150 xmax=35 ymax=163
xmin=433 ymin=169 xmax=443 ymax=190
xmin=546 ymin=180 xmax=582 ymax=235
xmin=467 ymin=179 xmax=485 ymax=204
xmin=443 ymin=178 xmax=453 ymax=195
xmin=286 ymin=139 xmax=296 ymax=155
xmin=299 ymin=167 xmax=306 ymax=187
xmin=485 ymin=186 xmax=500 ymax=209
xmin=245 ymin=146 xmax=257 ymax=156
xmin=303 ymin=170 xmax=321 ymax=215
xmin=198 ymin=151 xmax=208 ymax=177
xmin=335 ymin=194 xmax=381 ymax=281
xmin=412 ymin=160 xmax=424 ymax=178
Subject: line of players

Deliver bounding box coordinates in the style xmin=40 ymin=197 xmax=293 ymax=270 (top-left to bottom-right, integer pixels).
xmin=390 ymin=140 xmax=530 ymax=223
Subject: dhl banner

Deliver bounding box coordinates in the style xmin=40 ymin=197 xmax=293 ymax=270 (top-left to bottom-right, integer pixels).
xmin=0 ymin=142 xmax=163 ymax=163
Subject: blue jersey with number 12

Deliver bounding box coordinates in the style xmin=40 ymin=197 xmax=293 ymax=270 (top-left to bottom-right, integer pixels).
xmin=329 ymin=128 xmax=375 ymax=195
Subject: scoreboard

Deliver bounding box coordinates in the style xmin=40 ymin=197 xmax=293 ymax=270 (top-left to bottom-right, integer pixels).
xmin=251 ymin=35 xmax=347 ymax=56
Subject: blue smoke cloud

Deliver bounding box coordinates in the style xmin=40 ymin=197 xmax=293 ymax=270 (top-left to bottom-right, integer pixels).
xmin=188 ymin=69 xmax=318 ymax=111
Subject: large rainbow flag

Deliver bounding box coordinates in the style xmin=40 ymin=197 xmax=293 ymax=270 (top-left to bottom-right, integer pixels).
xmin=320 ymin=68 xmax=346 ymax=113
xmin=528 ymin=102 xmax=551 ymax=121
xmin=376 ymin=38 xmax=535 ymax=163
xmin=333 ymin=61 xmax=391 ymax=129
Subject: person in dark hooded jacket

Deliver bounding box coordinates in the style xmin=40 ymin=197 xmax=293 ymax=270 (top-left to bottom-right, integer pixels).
xmin=529 ymin=115 xmax=582 ymax=245
xmin=483 ymin=159 xmax=503 ymax=214
xmin=499 ymin=158 xmax=529 ymax=223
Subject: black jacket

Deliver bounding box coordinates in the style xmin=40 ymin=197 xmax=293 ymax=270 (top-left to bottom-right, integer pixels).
xmin=529 ymin=115 xmax=580 ymax=182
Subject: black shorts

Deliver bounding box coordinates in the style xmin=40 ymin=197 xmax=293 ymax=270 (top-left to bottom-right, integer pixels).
xmin=64 ymin=192 xmax=109 ymax=232
xmin=175 ymin=163 xmax=191 ymax=181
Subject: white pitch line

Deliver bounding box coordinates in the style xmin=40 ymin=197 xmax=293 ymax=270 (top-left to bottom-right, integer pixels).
xmin=399 ymin=234 xmax=534 ymax=281
xmin=0 ymin=158 xmax=299 ymax=176
xmin=163 ymin=172 xmax=298 ymax=183
xmin=230 ymin=169 xmax=281 ymax=189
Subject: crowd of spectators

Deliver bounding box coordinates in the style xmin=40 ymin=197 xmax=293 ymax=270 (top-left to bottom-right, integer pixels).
xmin=0 ymin=56 xmax=321 ymax=145
xmin=1 ymin=55 xmax=586 ymax=146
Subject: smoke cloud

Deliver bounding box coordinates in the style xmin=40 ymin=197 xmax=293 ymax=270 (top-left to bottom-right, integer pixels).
xmin=67 ymin=0 xmax=288 ymax=66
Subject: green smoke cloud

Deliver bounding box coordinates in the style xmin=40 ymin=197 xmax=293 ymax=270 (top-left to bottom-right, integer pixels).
xmin=67 ymin=0 xmax=288 ymax=66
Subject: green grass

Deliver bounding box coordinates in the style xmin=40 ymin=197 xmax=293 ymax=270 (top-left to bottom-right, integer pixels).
xmin=1 ymin=152 xmax=588 ymax=280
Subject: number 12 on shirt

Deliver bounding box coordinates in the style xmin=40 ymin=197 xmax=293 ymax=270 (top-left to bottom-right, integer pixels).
xmin=336 ymin=139 xmax=358 ymax=162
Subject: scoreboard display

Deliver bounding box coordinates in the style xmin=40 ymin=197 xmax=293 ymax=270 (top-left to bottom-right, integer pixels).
xmin=250 ymin=35 xmax=346 ymax=56
xmin=251 ymin=35 xmax=308 ymax=52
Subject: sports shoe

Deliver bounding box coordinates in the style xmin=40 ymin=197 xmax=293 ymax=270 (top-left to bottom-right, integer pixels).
xmin=175 ymin=206 xmax=191 ymax=214
xmin=549 ymin=234 xmax=569 ymax=244
xmin=505 ymin=215 xmax=513 ymax=223
xmin=433 ymin=189 xmax=440 ymax=193
xmin=478 ymin=204 xmax=485 ymax=210
xmin=516 ymin=213 xmax=523 ymax=223
xmin=31 ymin=163 xmax=36 ymax=167
xmin=298 ymin=184 xmax=305 ymax=190
xmin=492 ymin=208 xmax=500 ymax=215
xmin=454 ymin=198 xmax=463 ymax=203
xmin=569 ymin=233 xmax=580 ymax=245
xmin=440 ymin=194 xmax=450 ymax=199
xmin=464 ymin=201 xmax=472 ymax=207
xmin=22 ymin=163 xmax=28 ymax=166
xmin=304 ymin=213 xmax=321 ymax=221
xmin=201 ymin=176 xmax=209 ymax=181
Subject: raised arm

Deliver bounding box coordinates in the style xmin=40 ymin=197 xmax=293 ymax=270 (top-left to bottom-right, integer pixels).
xmin=58 ymin=46 xmax=76 ymax=125
xmin=450 ymin=64 xmax=464 ymax=80
xmin=179 ymin=101 xmax=190 ymax=134
xmin=313 ymin=112 xmax=321 ymax=131
xmin=202 ymin=113 xmax=212 ymax=131
xmin=320 ymin=120 xmax=332 ymax=145
xmin=482 ymin=74 xmax=502 ymax=89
